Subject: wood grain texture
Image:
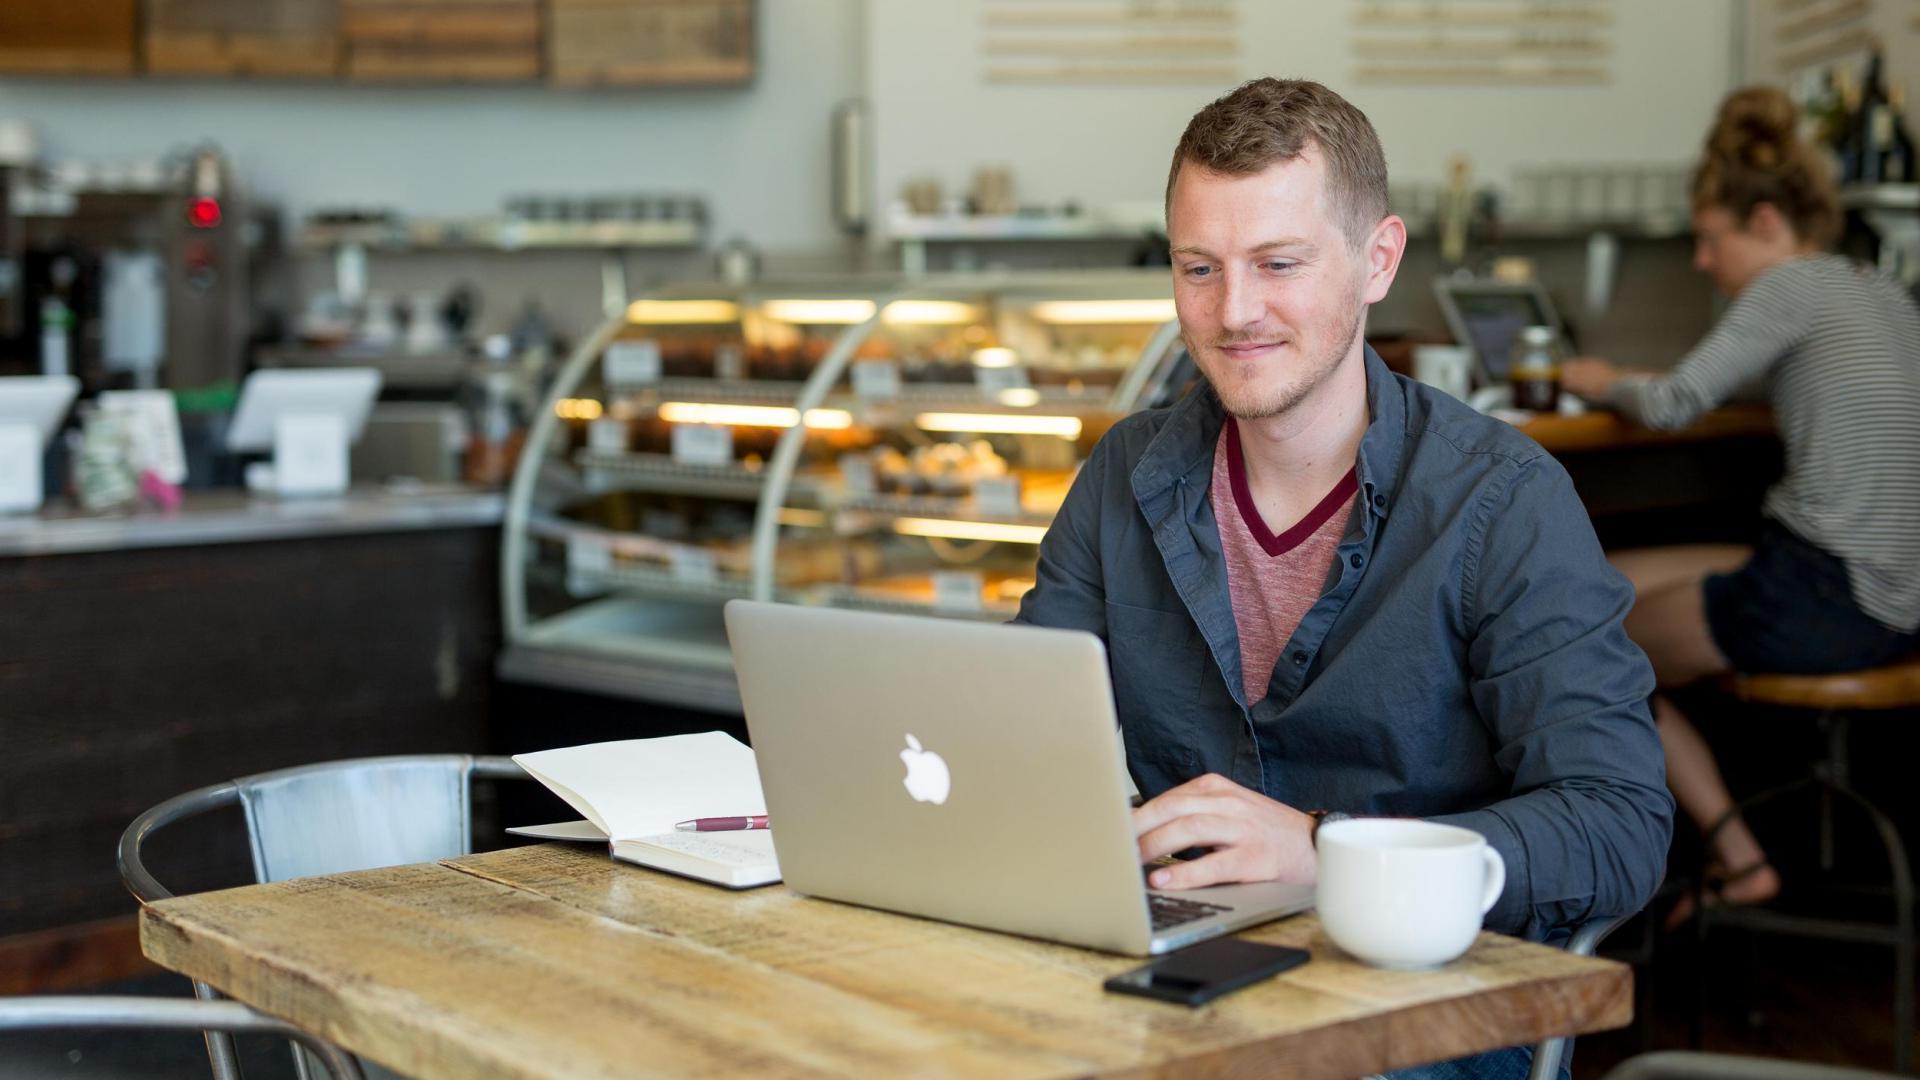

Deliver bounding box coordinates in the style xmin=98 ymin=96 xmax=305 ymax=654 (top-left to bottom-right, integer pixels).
xmin=143 ymin=844 xmax=1633 ymax=1079
xmin=0 ymin=915 xmax=157 ymax=994
xmin=1721 ymin=655 xmax=1920 ymax=711
xmin=1517 ymin=405 xmax=1774 ymax=454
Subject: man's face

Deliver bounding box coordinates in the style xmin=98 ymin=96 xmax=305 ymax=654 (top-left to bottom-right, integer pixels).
xmin=1167 ymin=152 xmax=1393 ymax=421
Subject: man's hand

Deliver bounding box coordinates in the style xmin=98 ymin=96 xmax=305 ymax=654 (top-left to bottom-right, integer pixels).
xmin=1131 ymin=773 xmax=1317 ymax=890
xmin=1560 ymin=356 xmax=1623 ymax=401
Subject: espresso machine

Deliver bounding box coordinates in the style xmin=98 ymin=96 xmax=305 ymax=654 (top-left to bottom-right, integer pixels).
xmin=0 ymin=137 xmax=269 ymax=393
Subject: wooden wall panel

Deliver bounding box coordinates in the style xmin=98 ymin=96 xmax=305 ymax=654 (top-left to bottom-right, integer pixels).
xmin=0 ymin=527 xmax=499 ymax=939
xmin=0 ymin=1 xmax=139 ymax=75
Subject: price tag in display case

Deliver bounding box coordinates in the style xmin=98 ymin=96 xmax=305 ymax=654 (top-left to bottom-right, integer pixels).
xmin=671 ymin=423 xmax=734 ymax=467
xmin=973 ymin=364 xmax=1030 ymax=397
xmin=669 ymin=544 xmax=719 ymax=585
xmin=932 ymin=570 xmax=985 ymax=614
xmin=605 ymin=340 xmax=663 ymax=387
xmin=972 ymin=475 xmax=1022 ymax=518
xmin=587 ymin=416 xmax=628 ymax=453
xmin=566 ymin=533 xmax=613 ymax=596
xmin=839 ymin=453 xmax=877 ymax=496
xmin=851 ymin=359 xmax=901 ymax=400
xmin=714 ymin=343 xmax=747 ymax=381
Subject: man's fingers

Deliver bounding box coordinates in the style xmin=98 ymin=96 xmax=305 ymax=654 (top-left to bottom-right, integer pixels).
xmin=1146 ymin=847 xmax=1253 ymax=891
xmin=1136 ymin=812 xmax=1245 ymax=865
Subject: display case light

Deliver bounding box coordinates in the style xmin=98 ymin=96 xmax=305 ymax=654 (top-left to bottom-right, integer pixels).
xmin=1028 ymin=298 xmax=1176 ymax=324
xmin=881 ymin=299 xmax=983 ymax=325
xmin=995 ymin=388 xmax=1041 ymax=407
xmin=760 ymin=299 xmax=878 ymax=325
xmin=915 ymin=412 xmax=1082 ymax=438
xmin=625 ymin=299 xmax=741 ymax=325
xmin=554 ymin=398 xmax=604 ymax=420
xmin=970 ymin=346 xmax=1019 ymax=369
xmin=657 ymin=402 xmax=853 ymax=429
xmin=892 ymin=517 xmax=1049 ymax=544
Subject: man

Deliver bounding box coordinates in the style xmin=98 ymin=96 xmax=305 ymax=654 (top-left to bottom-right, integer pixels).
xmin=1015 ymin=79 xmax=1671 ymax=954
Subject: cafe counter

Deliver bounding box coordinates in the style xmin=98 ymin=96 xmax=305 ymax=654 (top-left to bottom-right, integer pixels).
xmin=0 ymin=485 xmax=506 ymax=985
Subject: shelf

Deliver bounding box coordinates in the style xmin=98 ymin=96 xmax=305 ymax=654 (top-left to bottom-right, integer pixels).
xmin=503 ymin=596 xmax=740 ymax=712
xmin=829 ymin=493 xmax=1058 ymax=529
xmin=300 ymin=217 xmax=703 ymax=253
xmin=573 ymin=450 xmax=815 ymax=500
xmin=616 ymin=379 xmax=1129 ymax=419
xmin=816 ymin=584 xmax=1021 ymax=623
xmin=886 ymin=206 xmax=1162 ymax=243
xmin=568 ymin=561 xmax=762 ymax=604
xmin=1843 ymin=184 xmax=1920 ymax=212
xmin=256 ymin=346 xmax=472 ymax=390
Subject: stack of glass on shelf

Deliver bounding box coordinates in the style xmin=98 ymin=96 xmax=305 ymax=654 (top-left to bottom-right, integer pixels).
xmin=501 ymin=270 xmax=1189 ymax=706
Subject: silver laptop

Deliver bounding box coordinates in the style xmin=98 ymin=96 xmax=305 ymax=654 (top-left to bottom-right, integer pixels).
xmin=723 ymin=599 xmax=1315 ymax=956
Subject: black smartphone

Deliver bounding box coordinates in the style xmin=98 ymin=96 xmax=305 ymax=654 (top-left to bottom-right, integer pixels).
xmin=1103 ymin=937 xmax=1310 ymax=1006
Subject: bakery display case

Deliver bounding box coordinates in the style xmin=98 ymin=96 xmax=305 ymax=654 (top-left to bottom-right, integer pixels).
xmin=498 ymin=269 xmax=1186 ymax=711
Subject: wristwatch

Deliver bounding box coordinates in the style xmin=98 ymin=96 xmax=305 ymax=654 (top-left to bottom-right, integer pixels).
xmin=1308 ymin=810 xmax=1352 ymax=848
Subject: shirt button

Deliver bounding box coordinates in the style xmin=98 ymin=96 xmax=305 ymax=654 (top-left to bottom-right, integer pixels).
xmin=1372 ymin=493 xmax=1385 ymax=508
xmin=1292 ymin=651 xmax=1307 ymax=666
xmin=1349 ymin=553 xmax=1363 ymax=568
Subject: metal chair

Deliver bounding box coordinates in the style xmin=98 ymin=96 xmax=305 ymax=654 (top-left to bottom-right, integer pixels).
xmin=119 ymin=754 xmax=527 ymax=1080
xmin=0 ymin=995 xmax=364 ymax=1080
xmin=1529 ymin=911 xmax=1635 ymax=1080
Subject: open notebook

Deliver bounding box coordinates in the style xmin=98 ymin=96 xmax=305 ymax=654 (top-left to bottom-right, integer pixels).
xmin=510 ymin=732 xmax=779 ymax=889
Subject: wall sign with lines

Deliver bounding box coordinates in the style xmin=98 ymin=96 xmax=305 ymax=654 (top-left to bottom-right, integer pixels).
xmin=1351 ymin=0 xmax=1615 ymax=85
xmin=979 ymin=0 xmax=1240 ymax=85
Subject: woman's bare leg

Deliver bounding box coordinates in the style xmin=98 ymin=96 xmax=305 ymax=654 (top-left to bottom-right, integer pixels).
xmin=1610 ymin=544 xmax=1778 ymax=923
xmin=1657 ymin=694 xmax=1781 ymax=923
xmin=1610 ymin=544 xmax=1750 ymax=600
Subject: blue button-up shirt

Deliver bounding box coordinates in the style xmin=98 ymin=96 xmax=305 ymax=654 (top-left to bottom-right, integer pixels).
xmin=1015 ymin=348 xmax=1672 ymax=940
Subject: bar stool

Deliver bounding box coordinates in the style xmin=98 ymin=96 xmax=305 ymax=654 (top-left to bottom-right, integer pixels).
xmin=1695 ymin=655 xmax=1920 ymax=1073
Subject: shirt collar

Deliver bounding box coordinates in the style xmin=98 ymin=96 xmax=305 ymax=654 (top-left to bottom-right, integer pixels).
xmin=1132 ymin=343 xmax=1407 ymax=523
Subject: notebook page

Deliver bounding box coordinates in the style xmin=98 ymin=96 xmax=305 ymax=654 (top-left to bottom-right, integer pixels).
xmin=513 ymin=731 xmax=766 ymax=841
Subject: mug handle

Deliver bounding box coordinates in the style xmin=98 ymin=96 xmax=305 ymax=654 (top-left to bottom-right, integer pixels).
xmin=1479 ymin=846 xmax=1507 ymax=916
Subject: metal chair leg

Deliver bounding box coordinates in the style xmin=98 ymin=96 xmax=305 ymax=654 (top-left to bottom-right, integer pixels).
xmin=193 ymin=978 xmax=244 ymax=1080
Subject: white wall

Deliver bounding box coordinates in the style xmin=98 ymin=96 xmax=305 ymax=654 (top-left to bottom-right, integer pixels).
xmin=867 ymin=0 xmax=1741 ymax=219
xmin=0 ymin=0 xmax=865 ymax=253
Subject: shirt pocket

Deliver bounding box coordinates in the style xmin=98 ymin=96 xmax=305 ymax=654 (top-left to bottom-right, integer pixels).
xmin=1103 ymin=600 xmax=1207 ymax=791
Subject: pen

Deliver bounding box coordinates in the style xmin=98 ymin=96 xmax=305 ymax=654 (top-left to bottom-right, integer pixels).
xmin=674 ymin=815 xmax=769 ymax=832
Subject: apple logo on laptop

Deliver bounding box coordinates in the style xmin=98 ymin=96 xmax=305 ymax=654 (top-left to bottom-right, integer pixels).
xmin=899 ymin=734 xmax=951 ymax=804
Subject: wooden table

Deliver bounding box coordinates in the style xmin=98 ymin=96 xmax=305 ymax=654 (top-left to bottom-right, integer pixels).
xmin=140 ymin=843 xmax=1632 ymax=1078
xmin=1516 ymin=404 xmax=1774 ymax=455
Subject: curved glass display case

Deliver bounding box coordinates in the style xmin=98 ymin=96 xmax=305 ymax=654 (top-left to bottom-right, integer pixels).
xmin=499 ymin=269 xmax=1187 ymax=712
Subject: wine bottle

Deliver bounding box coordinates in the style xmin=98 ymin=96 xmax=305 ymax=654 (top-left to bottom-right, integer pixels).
xmin=1882 ymin=82 xmax=1916 ymax=184
xmin=1857 ymin=47 xmax=1891 ymax=185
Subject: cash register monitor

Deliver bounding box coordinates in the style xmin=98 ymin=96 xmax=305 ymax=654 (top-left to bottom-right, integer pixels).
xmin=1433 ymin=279 xmax=1566 ymax=383
xmin=226 ymin=368 xmax=380 ymax=452
xmin=0 ymin=375 xmax=81 ymax=445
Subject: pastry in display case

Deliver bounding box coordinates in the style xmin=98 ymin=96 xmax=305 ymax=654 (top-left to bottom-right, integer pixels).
xmin=498 ymin=270 xmax=1188 ymax=712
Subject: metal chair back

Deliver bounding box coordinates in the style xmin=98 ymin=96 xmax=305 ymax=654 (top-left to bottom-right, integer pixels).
xmin=1529 ymin=911 xmax=1634 ymax=1080
xmin=0 ymin=995 xmax=365 ymax=1080
xmin=118 ymin=754 xmax=526 ymax=1080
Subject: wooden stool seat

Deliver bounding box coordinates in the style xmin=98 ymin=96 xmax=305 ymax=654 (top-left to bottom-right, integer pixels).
xmin=1719 ymin=655 xmax=1920 ymax=711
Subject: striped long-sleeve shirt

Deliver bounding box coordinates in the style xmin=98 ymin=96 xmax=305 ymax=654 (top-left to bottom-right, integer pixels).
xmin=1611 ymin=254 xmax=1920 ymax=633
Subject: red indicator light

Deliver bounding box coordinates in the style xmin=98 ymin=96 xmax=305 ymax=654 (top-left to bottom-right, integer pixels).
xmin=187 ymin=197 xmax=222 ymax=229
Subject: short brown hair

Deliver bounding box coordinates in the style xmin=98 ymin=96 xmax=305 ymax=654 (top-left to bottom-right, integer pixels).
xmin=1167 ymin=77 xmax=1389 ymax=246
xmin=1692 ymin=85 xmax=1839 ymax=247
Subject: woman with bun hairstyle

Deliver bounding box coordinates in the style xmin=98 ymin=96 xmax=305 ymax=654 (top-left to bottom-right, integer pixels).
xmin=1563 ymin=85 xmax=1920 ymax=924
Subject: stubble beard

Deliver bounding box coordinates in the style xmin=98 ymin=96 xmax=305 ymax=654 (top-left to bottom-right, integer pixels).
xmin=1191 ymin=293 xmax=1367 ymax=422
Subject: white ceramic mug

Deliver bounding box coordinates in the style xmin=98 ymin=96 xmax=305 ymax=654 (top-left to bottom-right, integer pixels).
xmin=1315 ymin=818 xmax=1505 ymax=969
xmin=1413 ymin=344 xmax=1473 ymax=401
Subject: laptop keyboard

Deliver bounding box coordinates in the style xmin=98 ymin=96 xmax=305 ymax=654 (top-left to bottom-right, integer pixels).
xmin=1148 ymin=893 xmax=1235 ymax=931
